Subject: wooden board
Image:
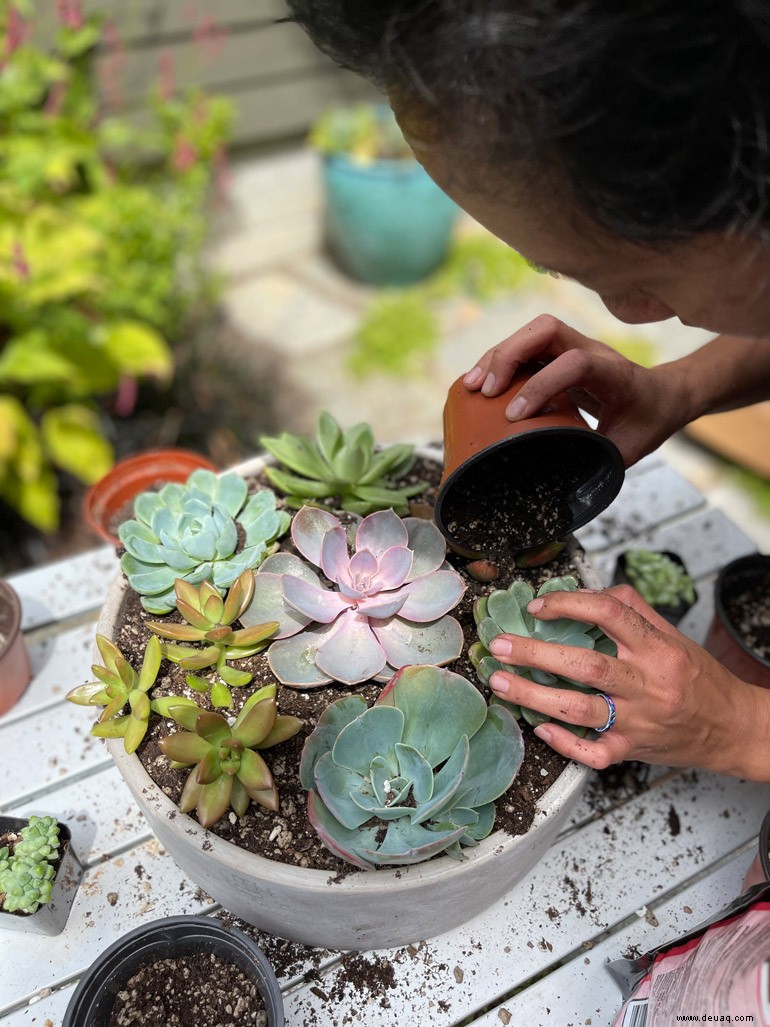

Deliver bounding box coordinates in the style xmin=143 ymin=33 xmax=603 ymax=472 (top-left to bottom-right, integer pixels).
xmin=686 ymin=402 xmax=770 ymax=479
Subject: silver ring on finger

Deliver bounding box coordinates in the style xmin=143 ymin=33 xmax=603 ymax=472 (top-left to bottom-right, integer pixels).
xmin=595 ymin=693 xmax=616 ymax=734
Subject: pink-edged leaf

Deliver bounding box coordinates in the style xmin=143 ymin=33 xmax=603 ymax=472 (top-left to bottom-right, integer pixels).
xmin=356 ymin=591 xmax=408 ymax=619
xmin=178 ymin=771 xmax=203 ymax=814
xmin=233 ymin=696 xmax=276 ymax=748
xmin=403 ymin=518 xmax=447 ymax=579
xmin=282 ymin=575 xmax=349 ymax=624
xmin=396 ymin=570 xmax=466 ymax=622
xmin=247 ymin=784 xmax=279 ymax=812
xmin=291 ymin=506 xmax=341 ymax=566
xmin=315 ymin=610 xmax=386 ymax=685
xmin=348 ymin=549 xmax=378 ymax=591
xmin=307 ymin=791 xmax=375 ymax=870
xmin=147 ymin=621 xmax=204 ymax=642
xmin=267 ymin=623 xmax=336 ymax=688
xmin=355 ymin=509 xmax=407 ymax=558
xmin=372 ymin=614 xmax=464 ymax=669
xmin=196 ymin=746 xmax=222 ymax=785
xmin=320 ymin=525 xmax=351 ymax=585
xmin=239 ymin=571 xmax=313 ymax=639
xmin=372 ymin=546 xmax=413 ymax=591
xmin=260 ymin=714 xmax=304 ymax=748
xmin=175 ymin=598 xmax=211 ymax=630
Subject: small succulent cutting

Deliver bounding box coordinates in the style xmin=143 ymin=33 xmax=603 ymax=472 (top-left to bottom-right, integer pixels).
xmin=0 ymin=816 xmax=60 ymax=914
xmin=158 ymin=685 xmax=304 ymax=828
xmin=622 ymin=549 xmax=696 ymax=608
xmin=241 ymin=506 xmax=466 ymax=687
xmin=119 ymin=470 xmax=290 ymax=614
xmin=470 ymin=576 xmax=617 ymax=734
xmin=300 ymin=664 xmax=524 ymax=869
xmin=66 ymin=635 xmax=163 ymax=753
xmin=146 ymin=571 xmax=278 ymax=708
xmin=260 ymin=411 xmax=425 ymax=515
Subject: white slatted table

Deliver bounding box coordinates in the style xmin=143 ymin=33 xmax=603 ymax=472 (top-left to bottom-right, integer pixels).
xmin=2 ymin=457 xmax=768 ymax=1027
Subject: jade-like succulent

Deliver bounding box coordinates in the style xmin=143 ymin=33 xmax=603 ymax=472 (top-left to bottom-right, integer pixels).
xmin=241 ymin=506 xmax=465 ymax=687
xmin=623 ymin=549 xmax=696 ymax=607
xmin=469 ymin=576 xmax=617 ymax=734
xmin=66 ymin=635 xmax=163 ymax=753
xmin=260 ymin=411 xmax=425 ymax=515
xmin=146 ymin=572 xmax=278 ymax=708
xmin=0 ymin=816 xmax=61 ymax=914
xmin=119 ymin=470 xmax=290 ymax=614
xmin=158 ymin=684 xmax=304 ymax=828
xmin=300 ymin=664 xmax=524 ymax=869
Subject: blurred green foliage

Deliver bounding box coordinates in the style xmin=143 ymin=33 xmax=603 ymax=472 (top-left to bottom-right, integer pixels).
xmin=0 ymin=1 xmax=231 ymax=531
xmin=309 ymin=104 xmax=412 ymax=161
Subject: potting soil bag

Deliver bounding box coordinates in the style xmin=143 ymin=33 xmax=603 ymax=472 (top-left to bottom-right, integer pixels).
xmin=608 ymin=881 xmax=770 ymax=1025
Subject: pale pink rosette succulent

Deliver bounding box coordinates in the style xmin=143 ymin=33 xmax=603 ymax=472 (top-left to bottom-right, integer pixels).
xmin=240 ymin=506 xmax=466 ymax=686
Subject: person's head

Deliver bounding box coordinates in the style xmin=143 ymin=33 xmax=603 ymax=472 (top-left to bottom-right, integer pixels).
xmin=287 ymin=1 xmax=770 ymax=337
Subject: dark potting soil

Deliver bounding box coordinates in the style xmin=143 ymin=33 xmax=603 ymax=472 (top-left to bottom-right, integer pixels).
xmin=724 ymin=583 xmax=770 ymax=661
xmin=116 ymin=457 xmax=579 ymax=875
xmin=106 ymin=952 xmax=268 ymax=1027
xmin=106 ymin=482 xmax=167 ymax=540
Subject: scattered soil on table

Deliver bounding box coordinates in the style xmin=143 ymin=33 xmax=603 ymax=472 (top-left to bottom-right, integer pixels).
xmin=107 ymin=952 xmax=268 ymax=1026
xmin=724 ymin=582 xmax=770 ymax=661
xmin=113 ymin=456 xmax=590 ymax=875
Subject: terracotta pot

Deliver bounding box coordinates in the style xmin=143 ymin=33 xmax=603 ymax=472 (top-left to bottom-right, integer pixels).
xmin=63 ymin=915 xmax=284 ymax=1027
xmin=0 ymin=580 xmax=31 ymax=715
xmin=704 ymin=553 xmax=770 ymax=689
xmin=434 ymin=369 xmax=625 ymax=557
xmin=97 ymin=449 xmax=595 ymax=951
xmin=613 ymin=550 xmax=697 ymax=628
xmin=83 ymin=449 xmax=217 ymax=546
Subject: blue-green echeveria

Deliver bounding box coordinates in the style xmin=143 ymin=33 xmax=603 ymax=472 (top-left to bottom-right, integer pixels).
xmin=300 ymin=664 xmax=524 ymax=869
xmin=119 ymin=470 xmax=290 ymax=614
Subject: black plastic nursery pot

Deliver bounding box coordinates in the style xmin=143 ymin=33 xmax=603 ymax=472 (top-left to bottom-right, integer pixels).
xmin=0 ymin=816 xmax=83 ymax=936
xmin=62 ymin=915 xmax=285 ymax=1027
xmin=703 ymin=553 xmax=770 ymax=690
xmin=613 ymin=551 xmax=698 ymax=628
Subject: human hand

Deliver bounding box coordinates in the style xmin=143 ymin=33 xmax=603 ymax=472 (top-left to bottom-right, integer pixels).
xmin=486 ymin=584 xmax=768 ymax=780
xmin=462 ymin=314 xmax=690 ymax=467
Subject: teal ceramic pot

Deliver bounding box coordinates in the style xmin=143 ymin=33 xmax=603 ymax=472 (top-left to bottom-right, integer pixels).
xmin=323 ymin=154 xmax=458 ymax=285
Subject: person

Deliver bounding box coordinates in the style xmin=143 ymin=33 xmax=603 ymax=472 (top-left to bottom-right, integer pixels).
xmin=286 ymin=0 xmax=770 ymax=784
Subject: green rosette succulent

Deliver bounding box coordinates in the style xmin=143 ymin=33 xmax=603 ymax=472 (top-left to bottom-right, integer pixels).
xmin=260 ymin=411 xmax=425 ymax=515
xmin=0 ymin=816 xmax=61 ymax=914
xmin=158 ymin=685 xmax=304 ymax=828
xmin=66 ymin=635 xmax=163 ymax=753
xmin=119 ymin=470 xmax=290 ymax=614
xmin=469 ymin=575 xmax=617 ymax=735
xmin=146 ymin=571 xmax=278 ymax=708
xmin=623 ymin=549 xmax=696 ymax=607
xmin=300 ymin=664 xmax=524 ymax=869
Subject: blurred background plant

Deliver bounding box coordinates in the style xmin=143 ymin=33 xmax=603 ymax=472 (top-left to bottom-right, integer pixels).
xmin=0 ymin=0 xmax=231 ymax=537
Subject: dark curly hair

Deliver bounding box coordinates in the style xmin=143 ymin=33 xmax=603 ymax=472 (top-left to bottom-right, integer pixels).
xmin=286 ymin=0 xmax=770 ymax=243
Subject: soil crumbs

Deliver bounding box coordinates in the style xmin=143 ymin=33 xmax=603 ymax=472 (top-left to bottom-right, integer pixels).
xmin=118 ymin=457 xmax=576 ymax=876
xmin=725 ymin=582 xmax=770 ymax=660
xmin=107 ymin=952 xmax=267 ymax=1026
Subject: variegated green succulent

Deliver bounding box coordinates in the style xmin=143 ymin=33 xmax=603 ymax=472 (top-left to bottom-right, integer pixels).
xmin=158 ymin=685 xmax=304 ymax=828
xmin=623 ymin=549 xmax=695 ymax=607
xmin=469 ymin=576 xmax=617 ymax=735
xmin=0 ymin=816 xmax=61 ymax=914
xmin=66 ymin=635 xmax=163 ymax=753
xmin=260 ymin=411 xmax=425 ymax=515
xmin=146 ymin=571 xmax=278 ymax=708
xmin=300 ymin=664 xmax=524 ymax=869
xmin=119 ymin=470 xmax=290 ymax=614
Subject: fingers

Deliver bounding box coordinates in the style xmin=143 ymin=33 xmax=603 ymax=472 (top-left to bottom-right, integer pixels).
xmin=532 ymin=722 xmax=628 ymax=771
xmin=489 ymin=668 xmax=622 ymax=731
xmin=603 ymin=584 xmax=681 ymax=638
xmin=526 ymin=587 xmax=667 ymax=655
xmin=489 ymin=633 xmax=638 ymax=694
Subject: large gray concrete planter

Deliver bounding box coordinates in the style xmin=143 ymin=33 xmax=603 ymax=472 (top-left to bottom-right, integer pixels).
xmin=99 ymin=450 xmax=595 ymax=951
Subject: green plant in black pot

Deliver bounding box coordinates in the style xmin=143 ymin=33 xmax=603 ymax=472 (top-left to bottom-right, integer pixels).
xmin=616 ymin=549 xmax=697 ymax=626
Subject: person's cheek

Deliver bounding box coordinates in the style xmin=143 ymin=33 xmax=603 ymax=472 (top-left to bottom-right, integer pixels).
xmin=600 ymin=292 xmax=675 ymax=324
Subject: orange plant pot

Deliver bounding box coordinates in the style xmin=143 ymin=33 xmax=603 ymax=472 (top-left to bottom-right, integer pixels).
xmin=0 ymin=580 xmax=31 ymax=715
xmin=83 ymin=449 xmax=217 ymax=547
xmin=704 ymin=554 xmax=770 ymax=689
xmin=434 ymin=368 xmax=625 ymax=556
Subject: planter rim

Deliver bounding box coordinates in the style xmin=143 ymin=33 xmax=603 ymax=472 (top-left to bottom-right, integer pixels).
xmin=323 ymin=152 xmax=424 ymax=174
xmin=0 ymin=580 xmax=21 ymax=660
xmin=63 ymin=914 xmax=284 ymax=1027
xmin=713 ymin=552 xmax=770 ymax=671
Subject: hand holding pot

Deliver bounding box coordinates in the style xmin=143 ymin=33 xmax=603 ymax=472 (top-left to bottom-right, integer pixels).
xmin=486 ymin=584 xmax=770 ymax=781
xmin=462 ymin=314 xmax=689 ymax=468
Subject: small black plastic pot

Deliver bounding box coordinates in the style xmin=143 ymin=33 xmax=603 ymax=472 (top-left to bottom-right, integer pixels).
xmin=613 ymin=550 xmax=697 ymax=627
xmin=0 ymin=816 xmax=83 ymax=936
xmin=703 ymin=553 xmax=770 ymax=689
xmin=63 ymin=915 xmax=284 ymax=1027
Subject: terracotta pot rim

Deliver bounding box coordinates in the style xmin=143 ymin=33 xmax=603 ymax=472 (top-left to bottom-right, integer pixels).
xmin=434 ymin=424 xmax=625 ymax=541
xmin=0 ymin=580 xmax=22 ymax=660
xmin=713 ymin=553 xmax=770 ymax=671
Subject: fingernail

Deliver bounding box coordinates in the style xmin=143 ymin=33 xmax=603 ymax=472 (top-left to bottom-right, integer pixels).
xmin=464 ymin=367 xmax=483 ymax=386
xmin=528 ymin=598 xmax=544 ymax=613
xmin=489 ymin=638 xmax=512 ymax=657
xmin=506 ymin=396 xmax=527 ymax=420
xmin=481 ymin=372 xmax=496 ymax=395
xmin=534 ymin=725 xmax=553 ymax=744
xmin=489 ymin=671 xmax=508 ymax=692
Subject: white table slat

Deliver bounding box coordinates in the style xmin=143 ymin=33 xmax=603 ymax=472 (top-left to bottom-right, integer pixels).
xmin=576 ymin=464 xmax=705 ymax=553
xmin=283 ymin=773 xmax=768 ymax=1027
xmin=473 ymin=851 xmax=751 ymax=1027
xmin=9 ymin=548 xmax=118 ymax=631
